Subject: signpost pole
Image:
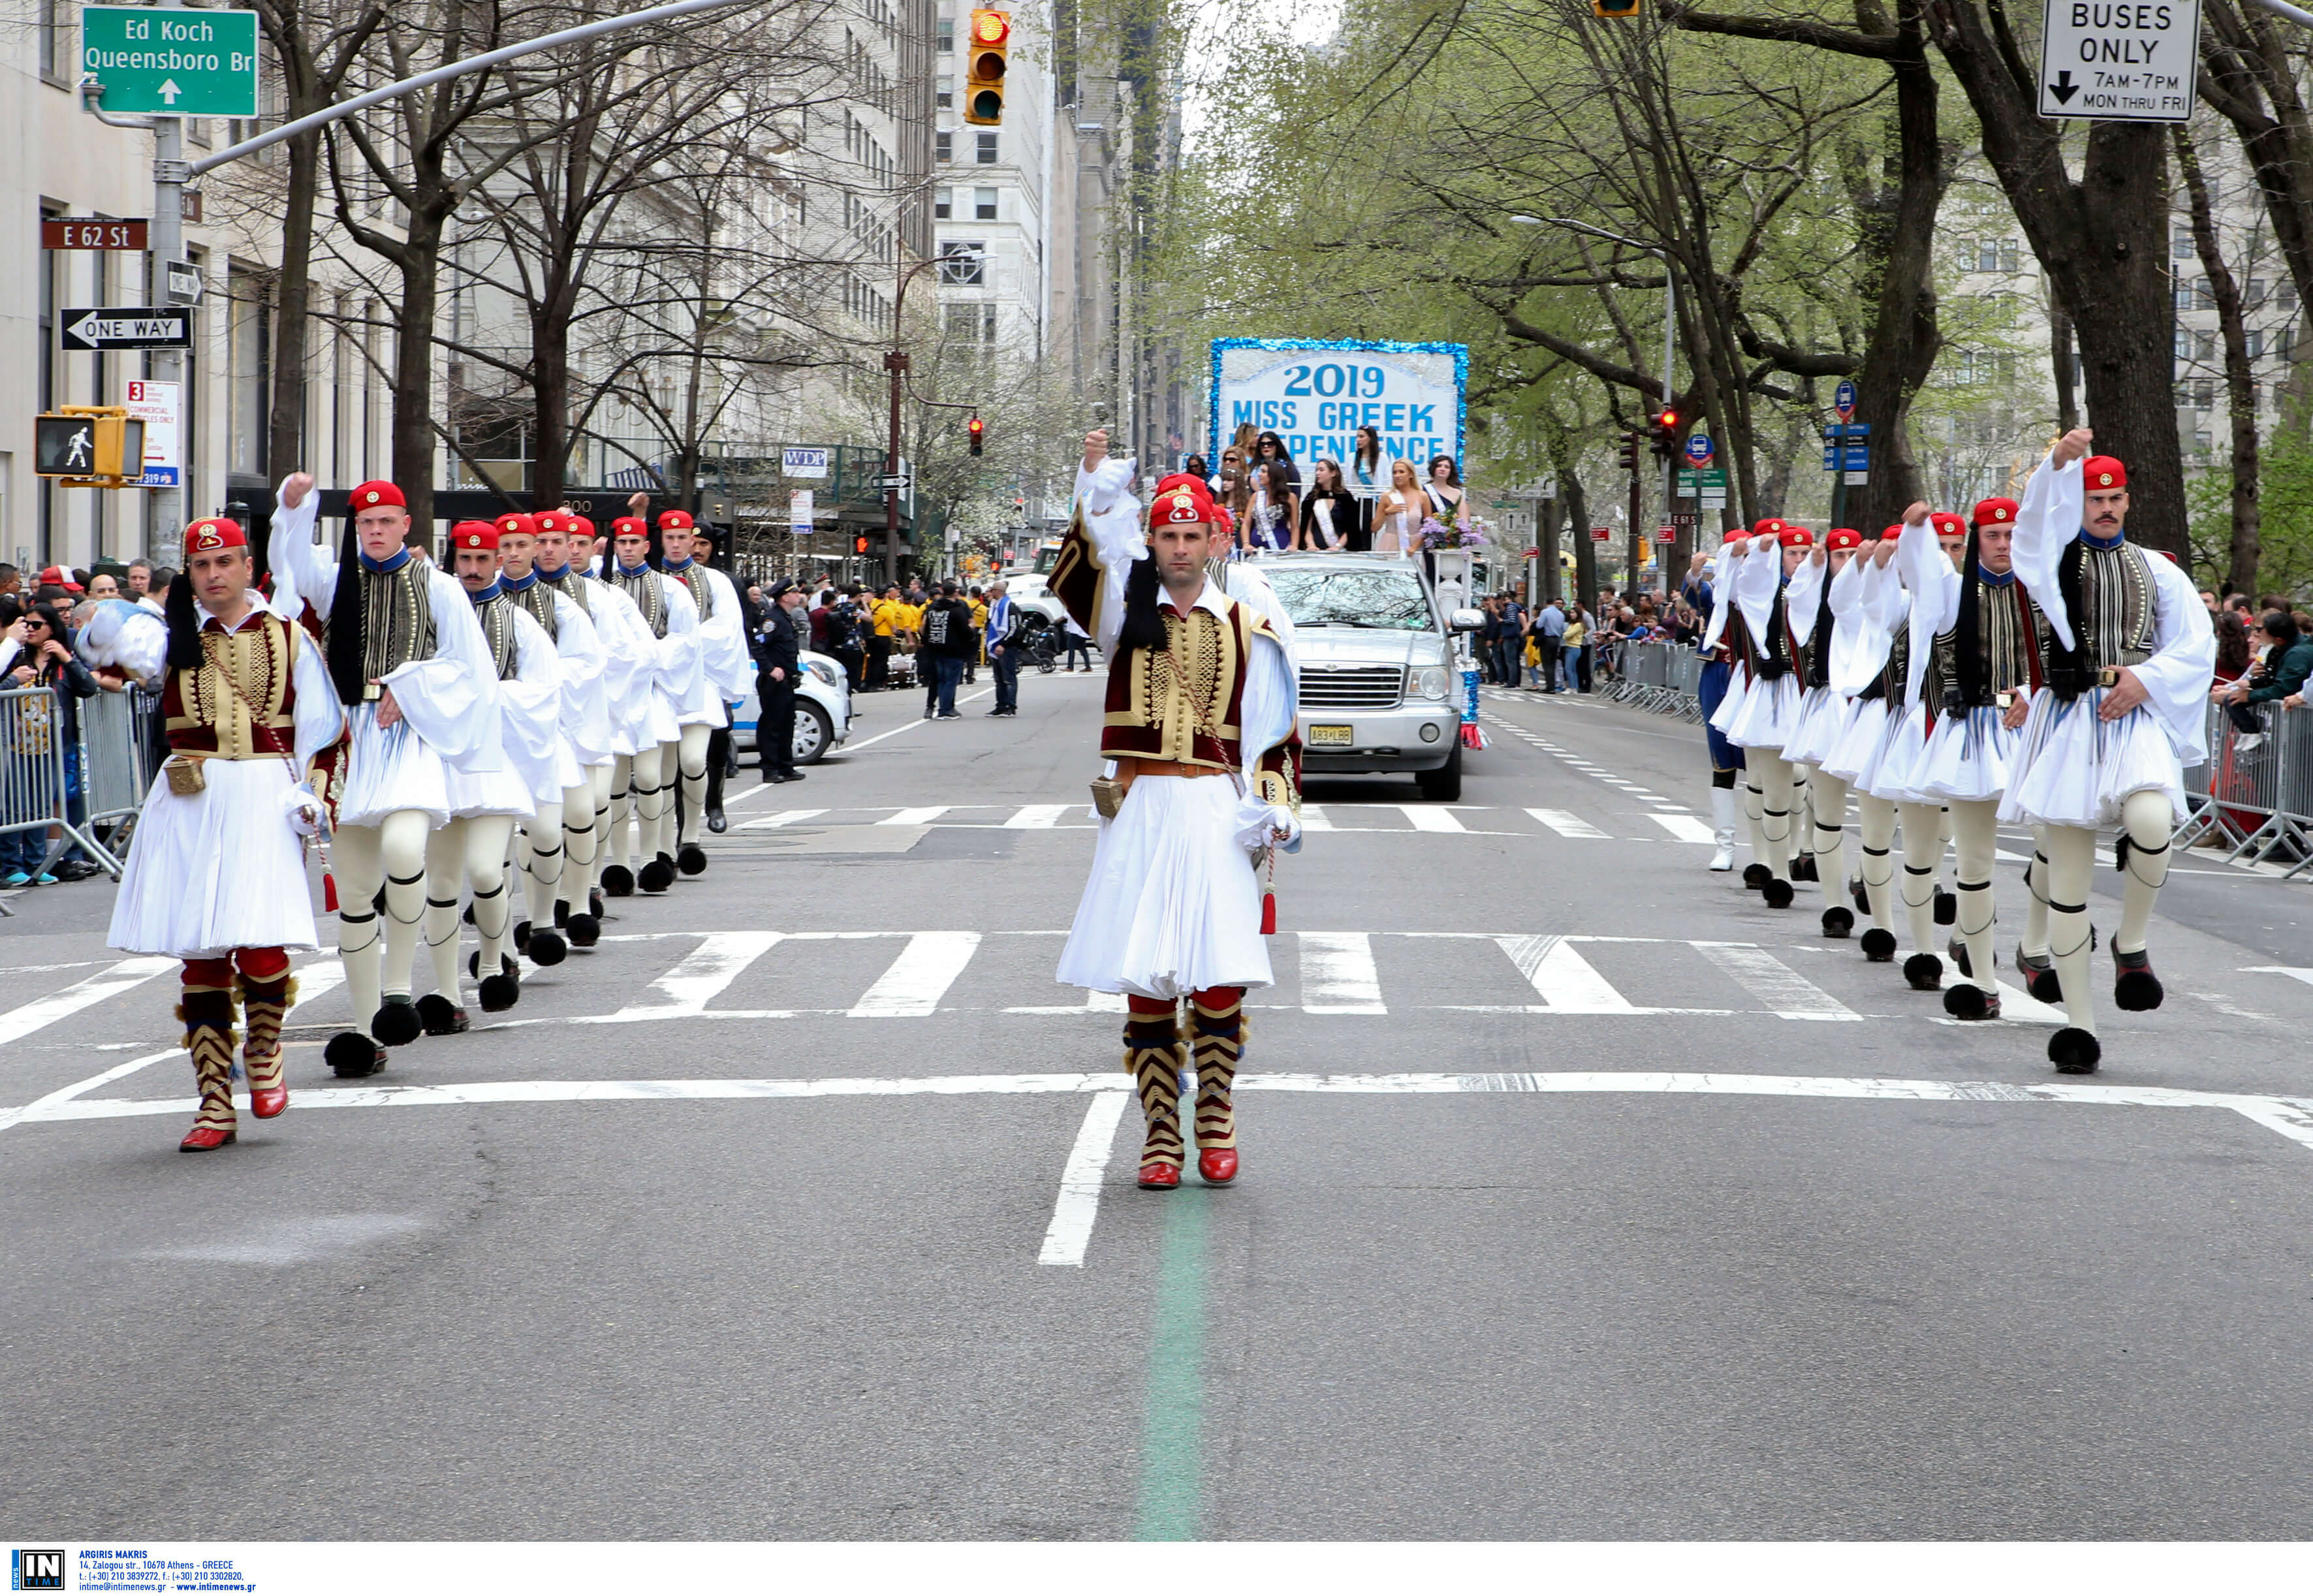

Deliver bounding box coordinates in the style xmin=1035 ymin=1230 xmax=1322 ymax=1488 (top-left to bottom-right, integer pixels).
xmin=148 ymin=112 xmax=185 ymax=553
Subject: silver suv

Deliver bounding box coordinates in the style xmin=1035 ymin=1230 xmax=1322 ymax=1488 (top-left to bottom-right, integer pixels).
xmin=1231 ymin=554 xmax=1478 ymax=801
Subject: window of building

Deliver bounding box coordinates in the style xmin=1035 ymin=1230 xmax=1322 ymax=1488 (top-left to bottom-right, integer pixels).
xmin=937 ymin=14 xmax=954 ymax=50
xmin=39 ymin=0 xmax=66 ymax=83
xmin=944 ymin=302 xmax=979 ymax=341
xmin=2197 ymin=280 xmax=2217 ymax=311
xmin=2173 ymin=230 xmax=2194 ymax=261
xmin=974 ymin=187 xmax=998 ymax=221
xmin=934 ymin=187 xmax=953 ymax=219
xmin=976 ymin=131 xmax=998 ymax=164
xmin=982 ymin=304 xmax=998 ymax=343
xmin=227 ymin=265 xmax=271 ymax=478
xmin=2196 ymin=329 xmax=2217 ymax=360
xmin=2276 ymin=326 xmax=2295 ymax=362
xmin=2247 ymin=328 xmax=2265 ymax=360
xmin=2195 ymin=377 xmax=2216 ymax=408
xmin=938 ymin=240 xmax=985 ymax=286
xmin=937 ymin=74 xmax=954 ymax=110
xmin=2175 ymin=328 xmax=2190 ymax=361
xmin=936 ymin=130 xmax=952 ymax=162
xmin=2194 ymin=430 xmax=2212 ymax=453
xmin=2248 ymin=278 xmax=2268 ymax=308
xmin=2283 ymin=281 xmax=2301 ymax=313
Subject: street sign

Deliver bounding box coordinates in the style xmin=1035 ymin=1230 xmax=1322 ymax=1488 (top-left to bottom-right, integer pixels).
xmin=163 ymin=260 xmax=202 ymax=305
xmin=1675 ymin=466 xmax=1728 ymax=495
xmin=781 ymin=446 xmax=829 ymax=478
xmin=1833 ymin=379 xmax=1857 ymax=421
xmin=41 ymin=217 xmax=146 ymax=251
xmin=1822 ymin=441 xmax=1870 ymax=474
xmin=59 ymin=307 xmax=191 ymax=351
xmin=2038 ymin=0 xmax=2199 ymax=122
xmin=1670 ymin=511 xmax=1701 ymax=531
xmin=789 ymin=488 xmax=814 ymax=535
xmin=875 ymin=473 xmax=913 ymax=492
xmin=81 ymin=6 xmax=260 ymax=117
xmin=1821 ymin=422 xmax=1871 ymax=437
xmin=1590 ymin=525 xmax=1613 ymax=543
xmin=125 ymin=379 xmax=180 ymax=488
xmin=1682 ymin=433 xmax=1714 ymax=468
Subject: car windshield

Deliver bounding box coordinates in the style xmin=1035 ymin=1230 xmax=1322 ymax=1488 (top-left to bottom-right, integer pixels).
xmin=1265 ymin=566 xmax=1434 ymax=631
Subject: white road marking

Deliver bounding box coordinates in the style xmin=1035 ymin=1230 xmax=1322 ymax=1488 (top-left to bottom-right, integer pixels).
xmin=839 ymin=687 xmax=998 ymax=753
xmin=1003 ymin=804 xmax=1074 ymax=828
xmin=1006 ymin=990 xmax=1131 ymax=1016
xmin=737 ymin=808 xmax=829 ymax=831
xmin=0 ymin=1047 xmax=180 ymax=1134
xmin=0 ymin=956 xmax=173 ymax=1056
xmin=1495 ymin=935 xmax=1639 ymax=1013
xmin=848 ymin=931 xmax=983 ymax=1018
xmin=1298 ymin=805 xmax=1336 ymax=832
xmin=1298 ymin=932 xmax=1388 ymax=1014
xmin=1690 ymin=941 xmax=1861 ymax=1022
xmin=286 ymin=959 xmax=346 ymax=1018
xmin=1400 ymin=806 xmax=1468 ymax=833
xmin=881 ymin=807 xmax=949 ymax=826
xmin=1649 ymin=813 xmax=1716 ymax=844
xmin=584 ymin=931 xmax=784 ymax=1022
xmin=1526 ymin=807 xmax=1609 ymax=839
xmin=2244 ymin=966 xmax=2313 ymax=989
xmin=1037 ymin=1088 xmax=1132 ymax=1266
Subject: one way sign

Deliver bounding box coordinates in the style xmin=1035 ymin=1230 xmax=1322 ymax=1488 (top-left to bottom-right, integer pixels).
xmin=59 ymin=307 xmax=193 ymax=351
xmin=2039 ymin=0 xmax=2201 ymax=123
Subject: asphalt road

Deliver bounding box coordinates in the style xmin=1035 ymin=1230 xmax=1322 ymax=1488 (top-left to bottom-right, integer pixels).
xmin=7 ymin=663 xmax=2313 ymax=1540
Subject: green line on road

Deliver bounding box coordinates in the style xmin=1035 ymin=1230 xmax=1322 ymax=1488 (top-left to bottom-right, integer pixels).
xmin=1135 ymin=1187 xmax=1208 ymax=1540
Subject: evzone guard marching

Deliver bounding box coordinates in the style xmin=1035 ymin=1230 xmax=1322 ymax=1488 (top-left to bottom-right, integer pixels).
xmin=2001 ymin=433 xmax=2214 ymax=1072
xmin=505 ymin=512 xmax=614 ymax=956
xmin=641 ymin=505 xmax=753 ymax=856
xmin=78 ymin=516 xmax=343 ymax=1151
xmin=599 ymin=514 xmax=700 ymax=898
xmin=1052 ymin=429 xmax=1303 ymax=1189
xmin=413 ymin=519 xmax=565 ymax=1033
xmin=546 ymin=514 xmax=656 ymax=935
xmin=268 ymin=474 xmax=505 ymax=1077
xmin=1774 ymin=525 xmax=1872 ymax=941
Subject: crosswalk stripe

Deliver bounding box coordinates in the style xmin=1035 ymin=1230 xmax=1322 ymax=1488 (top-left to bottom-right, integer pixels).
xmin=1037 ymin=1089 xmax=1132 ymax=1266
xmin=736 ymin=808 xmax=828 ymax=831
xmin=1298 ymin=805 xmax=1336 ymax=832
xmin=287 ymin=960 xmax=345 ymax=1017
xmin=1649 ymin=813 xmax=1716 ymax=844
xmin=1526 ymin=807 xmax=1609 ymax=839
xmin=1690 ymin=942 xmax=1860 ymax=1022
xmin=1299 ymin=932 xmax=1388 ymax=1014
xmin=590 ymin=931 xmax=786 ymax=1022
xmin=0 ymin=956 xmax=173 ymax=1056
xmin=1400 ymin=806 xmax=1467 ymax=833
xmin=881 ymin=807 xmax=950 ymax=826
xmin=1003 ymin=804 xmax=1075 ymax=828
xmin=1495 ymin=935 xmax=1639 ymax=1013
xmin=849 ymin=931 xmax=982 ymax=1018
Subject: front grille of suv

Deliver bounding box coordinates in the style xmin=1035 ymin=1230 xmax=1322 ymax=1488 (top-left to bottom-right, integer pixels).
xmin=1297 ymin=666 xmax=1404 ymax=712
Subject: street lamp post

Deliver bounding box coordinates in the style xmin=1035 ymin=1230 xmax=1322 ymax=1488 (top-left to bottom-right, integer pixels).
xmin=1513 ymin=215 xmax=1680 ymax=589
xmin=884 ymin=254 xmax=952 ymax=586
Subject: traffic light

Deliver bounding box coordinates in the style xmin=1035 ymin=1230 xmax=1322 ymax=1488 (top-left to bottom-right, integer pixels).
xmin=855 ymin=535 xmax=871 ymax=555
xmin=1648 ymin=407 xmax=1682 ymax=460
xmin=965 ymin=10 xmax=1009 ymax=125
xmin=968 ymin=415 xmax=985 ymax=456
xmin=35 ymin=406 xmax=145 ymax=484
xmin=1592 ymin=0 xmax=1641 ymax=14
xmin=1616 ymin=432 xmax=1641 ymax=473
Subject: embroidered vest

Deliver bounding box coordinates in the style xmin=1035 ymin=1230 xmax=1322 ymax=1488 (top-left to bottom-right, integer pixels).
xmin=1101 ymin=599 xmax=1255 ymax=770
xmin=670 ymin=563 xmax=713 ymax=623
xmin=2073 ymin=540 xmax=2157 ymax=670
xmin=510 ymin=577 xmax=558 ymax=643
xmin=358 ymin=560 xmax=435 ymax=682
xmin=165 ymin=612 xmax=300 ymax=759
xmin=550 ymin=569 xmax=593 ymax=618
xmin=613 ymin=567 xmax=667 ymax=639
xmin=1861 ymin=621 xmax=1908 ymax=705
xmin=473 ymin=592 xmax=521 ymax=681
xmin=1928 ymin=581 xmax=2043 ymax=710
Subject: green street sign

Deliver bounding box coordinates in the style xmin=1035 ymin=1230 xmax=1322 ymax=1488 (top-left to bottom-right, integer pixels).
xmin=1675 ymin=467 xmax=1728 ymax=494
xmin=82 ymin=7 xmax=259 ymax=117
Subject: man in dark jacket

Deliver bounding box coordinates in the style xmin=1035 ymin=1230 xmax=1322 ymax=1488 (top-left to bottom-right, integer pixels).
xmin=757 ymin=580 xmax=806 ymax=783
xmin=920 ymin=580 xmax=975 ymax=720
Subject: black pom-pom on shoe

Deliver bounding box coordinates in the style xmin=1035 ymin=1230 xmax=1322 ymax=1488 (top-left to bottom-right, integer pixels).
xmin=478 ymin=971 xmax=520 ymax=1012
xmin=2049 ymin=1027 xmax=2102 ymax=1074
xmin=2113 ymin=948 xmax=2164 ymax=1012
xmin=638 ymin=858 xmax=676 ymax=894
xmin=370 ymin=998 xmax=424 ymax=1047
xmin=1903 ymin=952 xmax=1944 ymax=991
xmin=601 ymin=864 xmax=635 ymax=898
xmin=2016 ymin=950 xmax=2062 ymax=1004
xmin=1932 ymin=888 xmax=1957 ymax=926
xmin=1821 ymin=906 xmax=1854 ymax=939
xmin=324 ymin=1030 xmax=388 ymax=1078
xmin=676 ymin=843 xmax=708 ymax=877
xmin=1861 ymin=928 xmax=1898 ymax=963
xmin=1761 ymin=877 xmax=1795 ymax=909
xmin=1942 ymin=983 xmax=1992 ymax=1020
xmin=527 ymin=928 xmax=568 ymax=967
xmin=566 ymin=912 xmax=601 ymax=948
xmin=1742 ymin=864 xmax=1770 ymax=889
xmin=415 ymin=993 xmax=469 ymax=1036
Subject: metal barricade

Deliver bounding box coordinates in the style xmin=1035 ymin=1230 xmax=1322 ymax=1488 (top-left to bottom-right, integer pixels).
xmin=80 ymin=687 xmax=155 ymax=829
xmin=0 ymin=683 xmax=121 ymax=906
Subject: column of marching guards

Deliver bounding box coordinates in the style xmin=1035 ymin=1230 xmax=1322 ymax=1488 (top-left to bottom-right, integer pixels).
xmin=79 ymin=473 xmax=755 ymax=1152
xmin=1695 ymin=430 xmax=2213 ymax=1076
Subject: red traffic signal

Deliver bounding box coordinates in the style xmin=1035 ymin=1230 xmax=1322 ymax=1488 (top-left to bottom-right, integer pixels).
xmin=966 ymin=10 xmax=1009 ymax=125
xmin=968 ymin=415 xmax=985 ymax=456
xmin=1648 ymin=409 xmax=1683 ymax=459
xmin=854 ymin=535 xmax=870 ymax=554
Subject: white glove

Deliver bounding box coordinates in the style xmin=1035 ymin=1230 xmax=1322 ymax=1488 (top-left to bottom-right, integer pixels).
xmin=1232 ymin=790 xmax=1299 ymax=853
xmin=283 ymin=781 xmax=322 ymax=837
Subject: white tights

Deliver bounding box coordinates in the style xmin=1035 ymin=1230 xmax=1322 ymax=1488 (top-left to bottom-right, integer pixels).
xmin=1946 ymin=800 xmax=2000 ymax=997
xmin=332 ymin=809 xmax=431 ymax=1027
xmin=424 ymin=815 xmax=518 ymax=999
xmin=1802 ymin=766 xmax=1851 ymax=896
xmin=674 ymin=724 xmax=712 ymax=846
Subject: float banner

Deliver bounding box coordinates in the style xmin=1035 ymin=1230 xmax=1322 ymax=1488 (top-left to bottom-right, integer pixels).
xmin=1210 ymin=339 xmax=1467 ymax=473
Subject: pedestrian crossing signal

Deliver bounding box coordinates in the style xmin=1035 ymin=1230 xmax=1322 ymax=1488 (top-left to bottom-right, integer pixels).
xmin=1592 ymin=0 xmax=1641 ymax=14
xmin=36 ymin=406 xmax=145 ymax=484
xmin=965 ymin=10 xmax=1009 ymax=125
xmin=854 ymin=535 xmax=871 ymax=554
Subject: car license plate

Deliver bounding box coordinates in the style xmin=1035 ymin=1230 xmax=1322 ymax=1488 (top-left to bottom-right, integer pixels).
xmin=1308 ymin=724 xmax=1353 ymax=747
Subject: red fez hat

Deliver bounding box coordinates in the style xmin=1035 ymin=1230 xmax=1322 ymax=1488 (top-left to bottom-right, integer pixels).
xmin=657 ymin=509 xmax=695 ymax=531
xmin=1752 ymin=517 xmax=1786 ymax=537
xmin=494 ymin=512 xmax=539 ymax=540
xmin=1720 ymin=527 xmax=1751 ymax=546
xmin=1150 ymin=477 xmax=1218 ymax=527
xmin=535 ymin=512 xmax=570 ymax=535
xmin=1778 ymin=525 xmax=1814 ymax=549
xmin=611 ymin=516 xmax=650 ymax=539
xmin=351 ymin=480 xmax=406 ymax=510
xmin=1825 ymin=527 xmax=1863 ymax=550
xmin=1883 ymin=526 xmax=1904 ymax=540
xmin=1972 ymin=497 xmax=2019 ymax=528
xmin=453 ymin=520 xmax=500 ymax=551
xmin=568 ymin=515 xmax=596 ymax=539
xmin=1929 ymin=511 xmax=1968 ymax=539
xmin=2082 ymin=456 xmax=2127 ymax=490
xmin=183 ymin=518 xmax=248 ymax=555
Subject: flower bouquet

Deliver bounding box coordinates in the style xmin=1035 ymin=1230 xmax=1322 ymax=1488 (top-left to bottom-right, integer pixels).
xmin=1419 ymin=516 xmax=1485 ymax=550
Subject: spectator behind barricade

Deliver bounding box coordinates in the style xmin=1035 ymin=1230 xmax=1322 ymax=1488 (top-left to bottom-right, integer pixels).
xmin=2212 ymin=609 xmax=2252 ymax=689
xmin=1560 ymin=604 xmax=1590 ymax=693
xmin=2226 ymin=611 xmax=2313 ymax=753
xmin=1534 ymin=598 xmax=1566 ymax=693
xmin=1 ymin=600 xmax=101 ymax=884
